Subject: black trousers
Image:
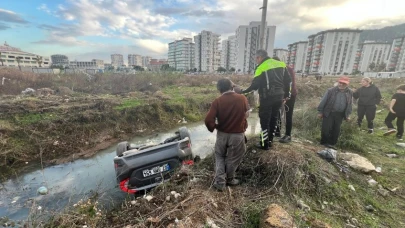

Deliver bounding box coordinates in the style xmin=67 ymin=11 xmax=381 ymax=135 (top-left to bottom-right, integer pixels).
xmin=275 ymin=96 xmax=296 ymax=136
xmin=259 ymin=97 xmax=283 ymax=145
xmin=385 ymin=112 xmax=404 ymax=137
xmin=357 ymin=105 xmax=376 ymax=129
xmin=321 ymin=112 xmax=345 ymax=146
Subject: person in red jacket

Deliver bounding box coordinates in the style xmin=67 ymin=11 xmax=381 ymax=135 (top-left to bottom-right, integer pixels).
xmin=205 ymin=78 xmax=250 ymax=191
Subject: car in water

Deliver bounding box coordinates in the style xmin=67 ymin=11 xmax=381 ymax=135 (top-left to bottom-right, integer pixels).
xmin=113 ymin=127 xmax=195 ymax=193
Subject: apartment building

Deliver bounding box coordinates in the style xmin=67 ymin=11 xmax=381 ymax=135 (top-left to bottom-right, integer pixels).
xmin=305 ymin=29 xmax=362 ymax=74
xmin=142 ymin=56 xmax=152 ymax=68
xmin=168 ymin=38 xmax=195 ymax=71
xmin=387 ymin=36 xmax=405 ymax=72
xmin=273 ymin=48 xmax=289 ymax=62
xmin=287 ymin=41 xmax=308 ymax=73
xmin=148 ymin=59 xmax=168 ymax=71
xmin=0 ymin=42 xmax=50 ymax=67
xmin=354 ymin=41 xmax=391 ymax=72
xmin=51 ymin=54 xmax=69 ymax=66
xmin=194 ymin=30 xmax=220 ymax=72
xmin=111 ymin=54 xmax=124 ymax=67
xmin=128 ymin=54 xmax=142 ymax=67
xmin=234 ymin=22 xmax=276 ymax=73
xmin=220 ymin=35 xmax=237 ymax=71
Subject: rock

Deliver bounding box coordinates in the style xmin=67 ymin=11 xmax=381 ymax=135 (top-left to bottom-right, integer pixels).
xmin=37 ymin=186 xmax=48 ymax=195
xmin=386 ymin=154 xmax=398 ymax=158
xmin=348 ymin=185 xmax=356 ymax=191
xmin=261 ymin=204 xmax=295 ymax=228
xmin=317 ymin=148 xmax=337 ymax=162
xmin=345 ymin=224 xmax=356 ymax=228
xmin=35 ymin=88 xmax=55 ymax=97
xmin=174 ymin=193 xmax=181 ymax=199
xmin=144 ymin=195 xmax=153 ymax=202
xmin=170 ymin=191 xmax=177 ymax=195
xmin=339 ymin=153 xmax=376 ymax=173
xmin=21 ymin=88 xmax=35 ymax=95
xmin=368 ymin=179 xmax=378 ymax=186
xmin=365 ymin=205 xmax=375 ymax=212
xmin=206 ymin=217 xmax=220 ymax=228
xmin=297 ymin=200 xmax=310 ymax=211
xmin=378 ymin=185 xmax=389 ymax=196
xmin=309 ymin=219 xmax=332 ymax=228
xmin=396 ymin=143 xmax=405 ymax=148
xmin=130 ymin=200 xmax=137 ymax=205
xmin=166 ymin=196 xmax=171 ymax=201
xmin=351 ymin=218 xmax=359 ymax=225
xmin=375 ymin=167 xmax=382 ymax=173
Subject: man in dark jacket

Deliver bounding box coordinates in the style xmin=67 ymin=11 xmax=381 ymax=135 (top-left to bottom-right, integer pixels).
xmin=318 ymin=76 xmax=353 ymax=149
xmin=241 ymin=50 xmax=291 ymax=150
xmin=273 ymin=57 xmax=297 ymax=143
xmin=353 ymin=77 xmax=381 ymax=134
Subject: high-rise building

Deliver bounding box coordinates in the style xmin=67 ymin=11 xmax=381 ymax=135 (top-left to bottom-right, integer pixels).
xmin=0 ymin=42 xmax=50 ymax=68
xmin=354 ymin=41 xmax=391 ymax=72
xmin=387 ymin=36 xmax=405 ymax=72
xmin=51 ymin=54 xmax=69 ymax=66
xmin=111 ymin=54 xmax=124 ymax=67
xmin=273 ymin=48 xmax=289 ymax=62
xmin=220 ymin=35 xmax=236 ymax=71
xmin=142 ymin=56 xmax=152 ymax=68
xmin=287 ymin=41 xmax=308 ymax=73
xmin=168 ymin=38 xmax=195 ymax=71
xmin=234 ymin=22 xmax=276 ymax=73
xmin=194 ymin=30 xmax=220 ymax=72
xmin=128 ymin=54 xmax=142 ymax=67
xmin=305 ymin=29 xmax=362 ymax=74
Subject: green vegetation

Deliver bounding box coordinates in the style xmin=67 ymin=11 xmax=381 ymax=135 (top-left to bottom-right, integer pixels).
xmin=114 ymin=99 xmax=143 ymax=110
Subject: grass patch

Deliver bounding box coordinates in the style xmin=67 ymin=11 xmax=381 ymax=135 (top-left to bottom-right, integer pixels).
xmin=14 ymin=113 xmax=58 ymax=125
xmin=114 ymin=98 xmax=143 ymax=110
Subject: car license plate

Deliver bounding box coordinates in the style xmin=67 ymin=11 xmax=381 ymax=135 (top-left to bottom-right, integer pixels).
xmin=143 ymin=164 xmax=170 ymax=177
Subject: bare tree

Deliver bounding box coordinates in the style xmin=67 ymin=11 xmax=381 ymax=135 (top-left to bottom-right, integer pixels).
xmin=36 ymin=55 xmax=43 ymax=67
xmin=16 ymin=56 xmax=23 ymax=71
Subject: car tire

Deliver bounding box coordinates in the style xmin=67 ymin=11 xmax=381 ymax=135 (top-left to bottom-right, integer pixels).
xmin=179 ymin=127 xmax=191 ymax=141
xmin=116 ymin=141 xmax=129 ymax=157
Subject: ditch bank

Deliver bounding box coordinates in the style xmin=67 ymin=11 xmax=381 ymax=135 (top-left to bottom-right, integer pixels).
xmin=0 ymin=91 xmax=215 ymax=181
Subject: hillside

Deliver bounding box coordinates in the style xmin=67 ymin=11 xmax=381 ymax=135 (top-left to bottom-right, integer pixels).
xmin=360 ymin=23 xmax=405 ymax=43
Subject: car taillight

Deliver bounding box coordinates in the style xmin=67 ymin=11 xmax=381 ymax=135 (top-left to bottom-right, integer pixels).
xmin=182 ymin=160 xmax=194 ymax=165
xmin=119 ymin=178 xmax=137 ymax=194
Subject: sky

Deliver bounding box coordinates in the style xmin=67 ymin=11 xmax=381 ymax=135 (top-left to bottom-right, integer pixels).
xmin=1 ymin=0 xmax=405 ymax=63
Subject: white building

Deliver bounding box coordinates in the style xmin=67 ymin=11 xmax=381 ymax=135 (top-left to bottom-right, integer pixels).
xmin=220 ymin=35 xmax=237 ymax=71
xmin=0 ymin=42 xmax=50 ymax=68
xmin=128 ymin=54 xmax=142 ymax=67
xmin=142 ymin=56 xmax=152 ymax=68
xmin=168 ymin=38 xmax=195 ymax=71
xmin=305 ymin=29 xmax=362 ymax=74
xmin=51 ymin=54 xmax=69 ymax=67
xmin=111 ymin=54 xmax=124 ymax=67
xmin=194 ymin=31 xmax=220 ymax=72
xmin=234 ymin=22 xmax=276 ymax=73
xmin=69 ymin=59 xmax=104 ymax=69
xmin=287 ymin=41 xmax=308 ymax=73
xmin=273 ymin=48 xmax=289 ymax=62
xmin=387 ymin=36 xmax=405 ymax=72
xmin=355 ymin=41 xmax=391 ymax=72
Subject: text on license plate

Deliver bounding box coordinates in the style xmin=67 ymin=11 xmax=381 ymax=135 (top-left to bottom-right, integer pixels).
xmin=143 ymin=164 xmax=170 ymax=177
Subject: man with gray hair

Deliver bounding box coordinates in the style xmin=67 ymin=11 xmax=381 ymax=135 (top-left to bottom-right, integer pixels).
xmin=205 ymin=78 xmax=250 ymax=191
xmin=241 ymin=50 xmax=291 ymax=150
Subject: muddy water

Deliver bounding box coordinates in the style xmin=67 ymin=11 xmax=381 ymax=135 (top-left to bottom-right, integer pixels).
xmin=0 ymin=115 xmax=260 ymax=221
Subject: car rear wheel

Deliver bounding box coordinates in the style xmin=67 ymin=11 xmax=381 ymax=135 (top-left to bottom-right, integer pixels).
xmin=116 ymin=141 xmax=129 ymax=157
xmin=179 ymin=127 xmax=191 ymax=143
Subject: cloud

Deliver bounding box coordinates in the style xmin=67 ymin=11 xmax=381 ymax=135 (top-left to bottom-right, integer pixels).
xmin=0 ymin=22 xmax=10 ymax=30
xmin=37 ymin=4 xmax=52 ymax=14
xmin=0 ymin=8 xmax=28 ymax=24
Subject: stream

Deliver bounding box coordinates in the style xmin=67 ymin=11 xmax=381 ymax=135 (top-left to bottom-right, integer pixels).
xmin=0 ymin=115 xmax=261 ymax=222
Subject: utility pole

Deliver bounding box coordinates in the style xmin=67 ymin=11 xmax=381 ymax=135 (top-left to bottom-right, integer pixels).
xmin=259 ymin=0 xmax=268 ymax=50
